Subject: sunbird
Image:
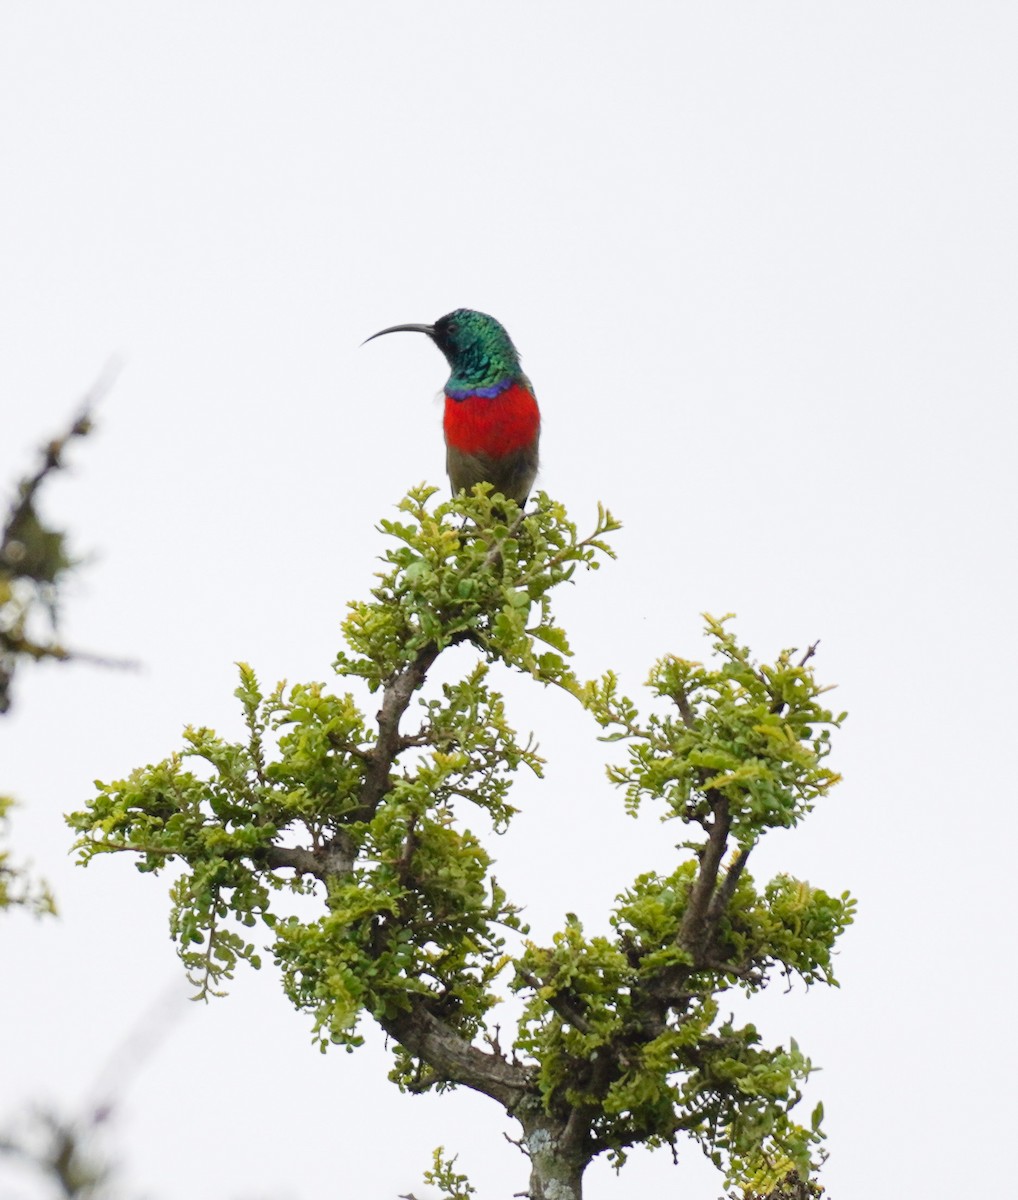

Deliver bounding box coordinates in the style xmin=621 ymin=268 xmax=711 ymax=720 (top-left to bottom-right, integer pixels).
xmin=366 ymin=309 xmax=540 ymax=505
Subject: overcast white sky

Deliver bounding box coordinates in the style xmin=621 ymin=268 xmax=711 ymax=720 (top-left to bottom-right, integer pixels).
xmin=2 ymin=4 xmax=1016 ymax=1198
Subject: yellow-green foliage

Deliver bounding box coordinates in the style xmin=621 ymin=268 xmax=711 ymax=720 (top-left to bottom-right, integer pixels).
xmin=583 ymin=616 xmax=843 ymax=836
xmin=423 ymin=1146 xmax=476 ymax=1199
xmin=68 ymin=487 xmax=851 ymax=1190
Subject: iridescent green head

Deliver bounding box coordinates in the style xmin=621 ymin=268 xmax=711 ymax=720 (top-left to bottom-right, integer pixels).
xmin=365 ymin=308 xmax=523 ymax=397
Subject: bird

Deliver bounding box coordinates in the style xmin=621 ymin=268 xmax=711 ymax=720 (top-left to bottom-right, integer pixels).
xmin=365 ymin=308 xmax=540 ymax=505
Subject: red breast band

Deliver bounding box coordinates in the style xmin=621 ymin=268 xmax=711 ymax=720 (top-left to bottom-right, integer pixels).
xmin=443 ymin=382 xmax=540 ymax=457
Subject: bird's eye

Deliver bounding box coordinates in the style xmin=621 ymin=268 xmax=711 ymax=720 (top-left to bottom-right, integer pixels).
xmin=446 ymin=321 xmax=458 ymax=335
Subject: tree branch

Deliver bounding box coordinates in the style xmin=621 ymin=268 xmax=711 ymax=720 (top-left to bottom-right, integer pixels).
xmin=311 ymin=630 xmax=537 ymax=1109
xmin=706 ymin=845 xmax=752 ymax=928
xmin=381 ymin=996 xmax=532 ymax=1110
xmin=702 ymin=956 xmax=765 ymax=987
xmin=678 ymin=792 xmax=731 ymax=960
xmin=360 ymin=646 xmax=442 ymax=815
xmin=673 ymin=682 xmax=697 ymax=730
xmin=320 ymin=631 xmax=474 ymax=865
xmin=263 ymin=845 xmax=325 ymax=881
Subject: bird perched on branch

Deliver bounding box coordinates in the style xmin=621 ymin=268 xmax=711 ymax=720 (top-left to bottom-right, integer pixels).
xmin=365 ymin=308 xmax=540 ymax=505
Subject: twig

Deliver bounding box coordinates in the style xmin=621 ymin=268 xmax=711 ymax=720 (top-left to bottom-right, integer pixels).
xmin=485 ymin=1024 xmax=503 ymax=1058
xmin=798 ymin=640 xmax=820 ymax=668
xmin=326 ymin=732 xmax=374 ymax=762
xmin=481 ymin=509 xmax=526 ymax=571
xmin=503 ymin=1130 xmax=528 ymax=1156
xmin=397 ymin=727 xmax=437 ymax=750
xmin=769 ymin=639 xmax=822 ymax=714
xmin=516 ymin=967 xmax=594 ymax=1036
xmin=703 ymin=957 xmax=765 ymax=987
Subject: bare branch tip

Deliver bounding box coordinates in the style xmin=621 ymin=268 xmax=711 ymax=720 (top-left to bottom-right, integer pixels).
xmin=798 ymin=639 xmax=821 ymax=668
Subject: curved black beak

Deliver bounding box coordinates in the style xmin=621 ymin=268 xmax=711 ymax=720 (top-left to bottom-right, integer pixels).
xmin=362 ymin=322 xmax=436 ymax=346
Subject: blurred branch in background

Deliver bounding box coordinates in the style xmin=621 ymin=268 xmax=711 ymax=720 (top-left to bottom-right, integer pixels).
xmin=0 ymin=363 xmax=125 ymax=919
xmin=0 ymin=793 xmax=55 ymax=916
xmin=0 ymin=1109 xmax=112 ymax=1200
xmin=0 ymin=983 xmax=188 ymax=1200
xmin=0 ymin=360 xmax=125 ymax=715
xmin=0 ymin=367 xmax=192 ymax=1198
